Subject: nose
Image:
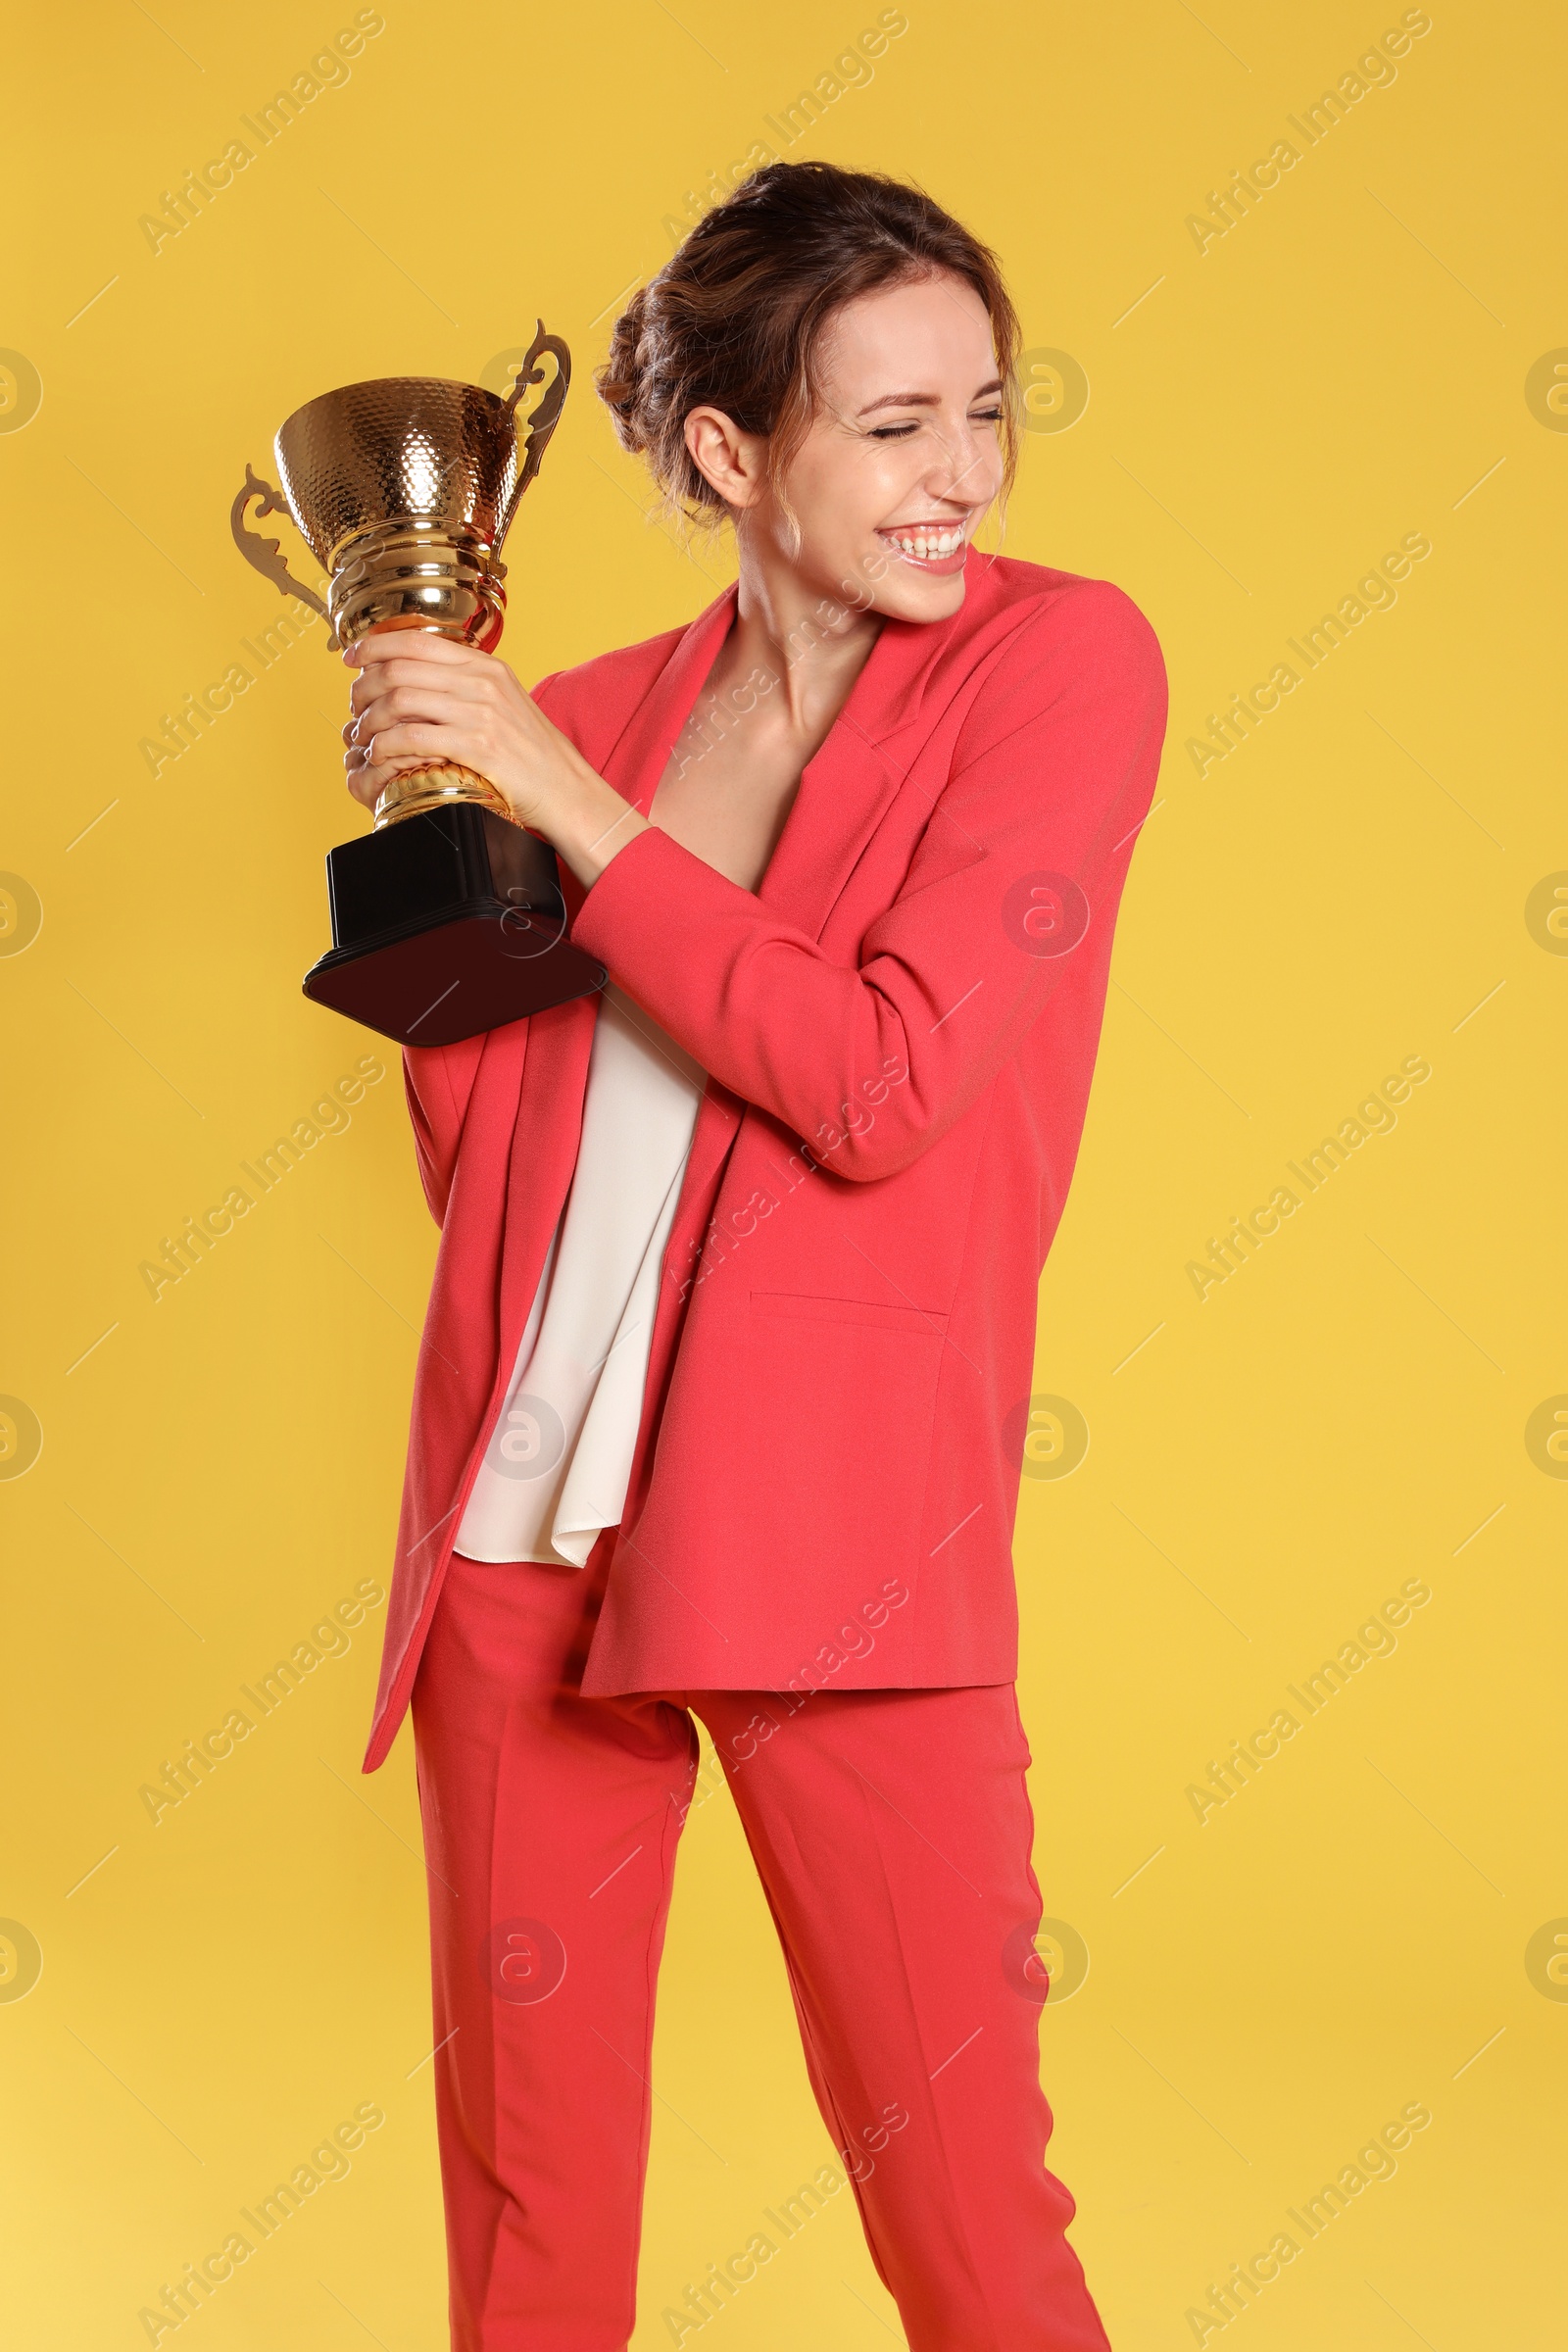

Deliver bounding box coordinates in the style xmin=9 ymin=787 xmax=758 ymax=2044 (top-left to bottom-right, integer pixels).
xmin=920 ymin=408 xmax=996 ymax=508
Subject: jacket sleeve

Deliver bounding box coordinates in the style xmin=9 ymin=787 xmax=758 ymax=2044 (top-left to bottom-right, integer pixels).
xmin=568 ymin=580 xmax=1167 ymax=1181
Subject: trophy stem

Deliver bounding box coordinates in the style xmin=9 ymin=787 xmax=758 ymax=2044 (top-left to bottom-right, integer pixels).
xmin=373 ymin=762 xmax=514 ymax=830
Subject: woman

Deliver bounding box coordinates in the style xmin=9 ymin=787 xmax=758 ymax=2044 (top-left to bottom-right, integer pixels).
xmin=348 ymin=161 xmax=1165 ymax=2351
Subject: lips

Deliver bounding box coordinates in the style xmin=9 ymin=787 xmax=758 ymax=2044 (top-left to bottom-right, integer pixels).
xmin=877 ymin=523 xmax=969 ymax=576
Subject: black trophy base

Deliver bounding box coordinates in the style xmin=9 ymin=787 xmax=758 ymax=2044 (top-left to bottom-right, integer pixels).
xmin=302 ymin=803 xmax=606 ymax=1048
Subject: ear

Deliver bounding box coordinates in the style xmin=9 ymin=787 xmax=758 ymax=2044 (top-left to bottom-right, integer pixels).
xmin=683 ymin=406 xmax=768 ymax=510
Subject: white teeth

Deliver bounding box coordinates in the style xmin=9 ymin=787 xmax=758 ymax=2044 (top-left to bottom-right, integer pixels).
xmin=888 ymin=527 xmax=962 ymax=560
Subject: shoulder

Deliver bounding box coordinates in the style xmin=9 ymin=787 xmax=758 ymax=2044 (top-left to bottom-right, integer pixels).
xmin=528 ymin=617 xmax=690 ymax=762
xmin=936 ymin=556 xmax=1166 ymax=777
xmin=964 ymin=553 xmax=1165 ymax=690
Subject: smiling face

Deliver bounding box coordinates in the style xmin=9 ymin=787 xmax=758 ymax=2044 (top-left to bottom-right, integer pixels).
xmin=688 ymin=270 xmax=1008 ymax=626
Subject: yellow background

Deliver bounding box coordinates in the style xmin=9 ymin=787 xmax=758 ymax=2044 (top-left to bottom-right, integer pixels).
xmin=2 ymin=2 xmax=1562 ymax=2344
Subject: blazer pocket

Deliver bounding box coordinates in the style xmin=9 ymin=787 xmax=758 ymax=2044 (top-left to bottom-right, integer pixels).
xmin=751 ymin=1290 xmax=949 ymax=1337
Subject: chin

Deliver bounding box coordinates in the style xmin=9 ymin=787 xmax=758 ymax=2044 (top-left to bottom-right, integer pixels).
xmin=874 ymin=570 xmax=968 ymax=626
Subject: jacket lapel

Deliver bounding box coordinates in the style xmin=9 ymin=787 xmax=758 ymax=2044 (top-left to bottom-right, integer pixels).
xmin=496 ymin=586 xmax=744 ymax=1332
xmin=665 ymin=600 xmax=953 ymax=1187
xmin=548 ymin=581 xmax=742 ymax=931
xmin=753 ymin=610 xmax=937 ymax=938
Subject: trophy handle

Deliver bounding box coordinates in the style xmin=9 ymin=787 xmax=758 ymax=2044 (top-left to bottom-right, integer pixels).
xmin=505 ymin=319 xmax=571 ymax=501
xmin=229 ymin=464 xmax=339 ymax=650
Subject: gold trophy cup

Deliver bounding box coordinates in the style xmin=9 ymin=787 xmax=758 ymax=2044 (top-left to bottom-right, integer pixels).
xmin=231 ymin=323 xmax=604 ymax=1046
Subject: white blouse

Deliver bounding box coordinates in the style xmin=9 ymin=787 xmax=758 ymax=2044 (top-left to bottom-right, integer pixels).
xmin=453 ymin=983 xmax=707 ymax=1567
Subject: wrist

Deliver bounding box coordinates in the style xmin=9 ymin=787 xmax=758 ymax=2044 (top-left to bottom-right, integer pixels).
xmin=548 ymin=768 xmax=650 ymax=890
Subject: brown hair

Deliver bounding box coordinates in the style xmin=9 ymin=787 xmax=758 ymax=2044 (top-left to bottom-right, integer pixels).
xmin=596 ymin=160 xmax=1021 ymax=525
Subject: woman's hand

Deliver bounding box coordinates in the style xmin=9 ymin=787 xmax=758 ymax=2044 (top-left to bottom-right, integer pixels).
xmin=342 ymin=631 xmax=648 ymax=886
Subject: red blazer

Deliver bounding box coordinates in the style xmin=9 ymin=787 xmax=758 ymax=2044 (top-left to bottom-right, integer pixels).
xmin=362 ymin=552 xmax=1166 ymax=1770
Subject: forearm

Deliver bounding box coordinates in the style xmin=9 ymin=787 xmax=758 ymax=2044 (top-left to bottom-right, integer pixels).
xmin=569 ymin=825 xmax=1022 ymax=1179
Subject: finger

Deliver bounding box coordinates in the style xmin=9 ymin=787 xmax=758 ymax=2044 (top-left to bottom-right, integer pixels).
xmin=344 ymin=726 xmax=430 ymax=773
xmin=350 ymin=694 xmax=488 ymax=751
xmin=362 ymin=720 xmax=483 ymax=767
xmin=344 ymin=747 xmax=393 ymax=805
xmin=345 ymin=630 xmax=497 ymax=674
xmin=349 ymin=681 xmax=492 ymax=730
xmin=348 ymin=747 xmax=429 ymax=800
xmin=348 ymin=657 xmax=493 ymax=709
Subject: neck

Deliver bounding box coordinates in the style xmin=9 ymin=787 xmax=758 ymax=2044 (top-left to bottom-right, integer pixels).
xmin=727 ymin=526 xmax=884 ymax=739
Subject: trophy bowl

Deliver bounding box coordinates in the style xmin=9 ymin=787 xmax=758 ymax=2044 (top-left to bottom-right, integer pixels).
xmin=230 ymin=324 xmax=605 ymax=1047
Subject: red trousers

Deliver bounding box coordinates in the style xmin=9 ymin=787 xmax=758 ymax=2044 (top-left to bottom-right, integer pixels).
xmin=410 ymin=1544 xmax=1112 ymax=2351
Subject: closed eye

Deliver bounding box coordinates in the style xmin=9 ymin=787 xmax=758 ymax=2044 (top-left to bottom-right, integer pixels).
xmin=869 ymin=406 xmax=1004 ymax=441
